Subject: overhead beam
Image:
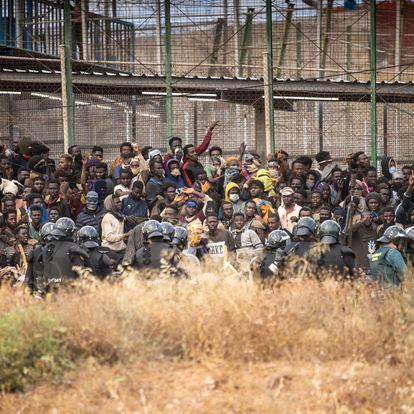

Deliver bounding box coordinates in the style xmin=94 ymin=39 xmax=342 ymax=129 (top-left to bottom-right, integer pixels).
xmin=2 ymin=71 xmax=414 ymax=102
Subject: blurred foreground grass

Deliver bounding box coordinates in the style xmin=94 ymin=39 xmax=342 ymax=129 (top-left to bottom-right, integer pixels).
xmin=1 ymin=270 xmax=414 ymax=413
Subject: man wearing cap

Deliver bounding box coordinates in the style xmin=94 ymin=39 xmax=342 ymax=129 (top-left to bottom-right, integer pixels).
xmin=277 ymin=187 xmax=302 ymax=233
xmin=180 ymin=199 xmax=204 ymax=227
xmin=315 ymin=151 xmax=337 ymax=183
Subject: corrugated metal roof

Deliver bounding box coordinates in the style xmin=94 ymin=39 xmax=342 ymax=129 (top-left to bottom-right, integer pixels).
xmin=2 ymin=66 xmax=414 ymax=85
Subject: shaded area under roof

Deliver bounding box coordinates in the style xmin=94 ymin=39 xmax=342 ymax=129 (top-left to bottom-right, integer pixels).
xmin=1 ymin=64 xmax=414 ymax=104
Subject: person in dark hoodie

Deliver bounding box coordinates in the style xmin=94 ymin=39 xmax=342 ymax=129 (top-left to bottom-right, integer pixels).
xmin=165 ymin=159 xmax=185 ymax=190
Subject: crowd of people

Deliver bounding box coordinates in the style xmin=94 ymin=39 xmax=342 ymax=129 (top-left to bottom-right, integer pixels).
xmin=0 ymin=119 xmax=413 ymax=294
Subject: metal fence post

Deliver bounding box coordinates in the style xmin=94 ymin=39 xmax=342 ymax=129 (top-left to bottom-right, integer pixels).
xmin=61 ymin=0 xmax=74 ymax=152
xmin=370 ymin=0 xmax=377 ymax=167
xmin=164 ymin=0 xmax=173 ymax=140
xmin=265 ymin=0 xmax=275 ymax=154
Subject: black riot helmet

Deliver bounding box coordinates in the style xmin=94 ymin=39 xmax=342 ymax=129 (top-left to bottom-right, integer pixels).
xmin=40 ymin=222 xmax=56 ymax=243
xmin=78 ymin=225 xmax=100 ymax=248
xmin=319 ymin=220 xmax=341 ymax=245
xmin=51 ymin=217 xmax=76 ymax=239
xmin=377 ymin=225 xmax=407 ymax=244
xmin=142 ymin=219 xmax=163 ymax=240
xmin=296 ymin=217 xmax=317 ymax=237
xmin=171 ymin=226 xmax=188 ymax=249
xmin=266 ymin=229 xmax=291 ymax=250
xmin=161 ymin=221 xmax=175 ymax=242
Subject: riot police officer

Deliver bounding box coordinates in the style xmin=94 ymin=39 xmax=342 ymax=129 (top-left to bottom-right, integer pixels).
xmin=369 ymin=226 xmax=407 ymax=286
xmin=318 ymin=220 xmax=356 ymax=278
xmin=171 ymin=226 xmax=200 ymax=272
xmin=26 ymin=222 xmax=56 ymax=295
xmin=78 ymin=225 xmax=112 ymax=279
xmin=404 ymin=226 xmax=414 ymax=266
xmin=171 ymin=226 xmax=189 ymax=252
xmin=275 ymin=217 xmax=319 ymax=275
xmin=161 ymin=222 xmax=175 ymax=243
xmin=134 ymin=220 xmax=172 ymax=271
xmin=43 ymin=217 xmax=89 ymax=286
xmin=259 ymin=229 xmax=291 ymax=278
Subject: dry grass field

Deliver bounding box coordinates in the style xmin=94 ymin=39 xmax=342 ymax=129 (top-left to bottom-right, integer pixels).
xmin=1 ymin=270 xmax=414 ymax=413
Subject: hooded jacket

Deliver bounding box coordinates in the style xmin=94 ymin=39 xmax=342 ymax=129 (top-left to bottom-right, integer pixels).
xmin=381 ymin=156 xmax=397 ymax=181
xmin=224 ymin=182 xmax=244 ymax=213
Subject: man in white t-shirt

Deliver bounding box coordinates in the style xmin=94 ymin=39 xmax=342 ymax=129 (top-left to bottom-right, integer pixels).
xmin=277 ymin=187 xmax=302 ymax=233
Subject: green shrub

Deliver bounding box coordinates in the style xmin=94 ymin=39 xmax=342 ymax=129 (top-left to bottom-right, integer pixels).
xmin=0 ymin=307 xmax=70 ymax=391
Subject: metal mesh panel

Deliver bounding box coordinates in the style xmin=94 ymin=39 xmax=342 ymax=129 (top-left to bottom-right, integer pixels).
xmin=1 ymin=0 xmax=414 ymax=168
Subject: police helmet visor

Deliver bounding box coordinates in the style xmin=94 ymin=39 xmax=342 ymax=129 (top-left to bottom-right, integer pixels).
xmin=296 ymin=227 xmax=313 ymax=237
xmin=320 ymin=235 xmax=338 ymax=245
xmin=376 ymin=235 xmax=389 ymax=243
xmin=83 ymin=240 xmax=100 ymax=248
xmin=50 ymin=228 xmax=66 ymax=238
xmin=147 ymin=231 xmax=164 ymax=239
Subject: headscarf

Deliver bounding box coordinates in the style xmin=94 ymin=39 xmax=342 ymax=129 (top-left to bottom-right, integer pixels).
xmin=103 ymin=194 xmax=124 ymax=221
xmin=148 ymin=149 xmax=162 ymax=161
xmin=256 ymin=169 xmax=276 ymax=197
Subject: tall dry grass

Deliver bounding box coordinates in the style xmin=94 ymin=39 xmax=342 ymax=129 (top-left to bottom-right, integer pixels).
xmin=1 ymin=268 xmax=414 ymax=412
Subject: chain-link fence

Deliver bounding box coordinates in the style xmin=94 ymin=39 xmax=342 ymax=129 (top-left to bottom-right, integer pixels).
xmin=1 ymin=0 xmax=414 ymax=167
xmin=2 ymin=89 xmax=414 ymax=167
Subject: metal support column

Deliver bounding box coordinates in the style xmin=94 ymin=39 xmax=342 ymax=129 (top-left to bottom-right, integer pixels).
xmin=156 ymin=0 xmax=163 ymax=74
xmin=16 ymin=0 xmax=24 ymax=49
xmin=276 ymin=2 xmax=294 ymax=78
xmin=395 ymin=0 xmax=402 ymax=81
xmin=233 ymin=0 xmax=240 ymax=77
xmin=383 ymin=104 xmax=388 ymax=157
xmin=81 ymin=0 xmax=88 ymax=60
xmin=345 ymin=25 xmax=351 ymax=80
xmin=370 ymin=0 xmax=377 ymax=166
xmin=238 ymin=8 xmax=254 ymax=77
xmin=164 ymin=0 xmax=173 ymax=139
xmin=264 ymin=0 xmax=275 ymax=154
xmin=61 ymin=0 xmax=74 ymax=152
xmin=296 ymin=22 xmax=302 ymax=79
xmin=208 ymin=18 xmax=224 ymax=77
xmin=320 ymin=0 xmax=333 ymax=77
